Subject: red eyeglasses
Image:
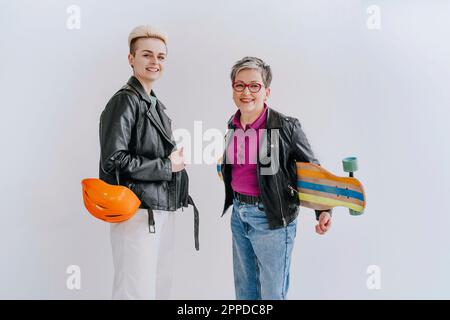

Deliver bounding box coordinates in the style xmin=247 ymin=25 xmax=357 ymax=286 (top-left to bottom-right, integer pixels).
xmin=232 ymin=82 xmax=263 ymax=93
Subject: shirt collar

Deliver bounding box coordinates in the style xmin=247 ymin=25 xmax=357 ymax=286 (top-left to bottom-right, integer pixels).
xmin=232 ymin=104 xmax=268 ymax=130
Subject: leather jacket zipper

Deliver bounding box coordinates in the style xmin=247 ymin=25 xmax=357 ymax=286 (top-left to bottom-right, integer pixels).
xmin=275 ymin=176 xmax=287 ymax=227
xmin=288 ymin=184 xmax=298 ymax=196
xmin=270 ymin=129 xmax=286 ymax=227
xmin=260 ymin=129 xmax=287 ymax=227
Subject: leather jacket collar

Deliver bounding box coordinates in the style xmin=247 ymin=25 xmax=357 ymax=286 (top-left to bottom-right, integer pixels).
xmin=126 ymin=76 xmax=166 ymax=110
xmin=227 ymin=107 xmax=283 ymax=129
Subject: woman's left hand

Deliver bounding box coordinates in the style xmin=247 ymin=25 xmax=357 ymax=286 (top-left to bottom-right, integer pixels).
xmin=315 ymin=211 xmax=332 ymax=235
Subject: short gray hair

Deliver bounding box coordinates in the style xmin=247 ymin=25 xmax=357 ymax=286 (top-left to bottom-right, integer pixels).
xmin=230 ymin=56 xmax=272 ymax=87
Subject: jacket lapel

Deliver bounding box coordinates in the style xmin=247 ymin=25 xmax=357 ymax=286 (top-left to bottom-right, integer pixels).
xmin=154 ymin=100 xmax=171 ymax=134
xmin=265 ymin=107 xmax=283 ymax=129
xmin=146 ymin=102 xmax=174 ymax=145
xmin=127 ymin=76 xmax=174 ymax=145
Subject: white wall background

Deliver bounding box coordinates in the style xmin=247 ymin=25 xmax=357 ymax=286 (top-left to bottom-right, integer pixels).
xmin=1 ymin=0 xmax=449 ymax=299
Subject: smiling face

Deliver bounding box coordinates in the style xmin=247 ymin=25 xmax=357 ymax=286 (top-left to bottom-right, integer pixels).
xmin=232 ymin=68 xmax=270 ymax=116
xmin=128 ymin=37 xmax=167 ymax=83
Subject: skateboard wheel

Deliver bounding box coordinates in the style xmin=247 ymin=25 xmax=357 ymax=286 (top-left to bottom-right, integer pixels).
xmin=349 ymin=209 xmax=363 ymax=216
xmin=342 ymin=157 xmax=358 ymax=173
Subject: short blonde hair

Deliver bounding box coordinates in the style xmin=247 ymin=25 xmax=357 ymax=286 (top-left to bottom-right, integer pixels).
xmin=128 ymin=25 xmax=168 ymax=55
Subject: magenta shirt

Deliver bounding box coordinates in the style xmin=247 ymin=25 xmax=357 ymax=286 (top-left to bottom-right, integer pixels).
xmin=227 ymin=106 xmax=268 ymax=196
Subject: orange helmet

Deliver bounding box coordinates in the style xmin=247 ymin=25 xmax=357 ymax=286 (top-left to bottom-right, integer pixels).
xmin=81 ymin=178 xmax=141 ymax=223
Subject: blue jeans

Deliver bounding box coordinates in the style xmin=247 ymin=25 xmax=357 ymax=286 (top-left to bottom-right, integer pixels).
xmin=231 ymin=198 xmax=297 ymax=300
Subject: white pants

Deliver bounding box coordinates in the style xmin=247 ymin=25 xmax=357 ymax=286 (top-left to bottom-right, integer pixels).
xmin=110 ymin=208 xmax=177 ymax=300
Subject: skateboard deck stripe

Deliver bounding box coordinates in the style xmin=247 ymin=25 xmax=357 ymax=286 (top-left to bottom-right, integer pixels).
xmin=300 ymin=176 xmax=363 ymax=194
xmin=297 ymin=168 xmax=362 ymax=188
xmin=297 ymin=181 xmax=364 ymax=201
xmin=300 ymin=200 xmax=333 ymax=211
xmin=299 ymin=193 xmax=364 ymax=212
xmin=299 ymin=188 xmax=365 ymax=207
xmin=216 ymin=164 xmax=223 ymax=180
xmin=296 ymin=162 xmax=323 ymax=171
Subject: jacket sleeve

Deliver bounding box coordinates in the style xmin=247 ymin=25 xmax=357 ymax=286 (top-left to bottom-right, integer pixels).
xmin=290 ymin=118 xmax=319 ymax=165
xmin=290 ymin=118 xmax=331 ymax=220
xmin=99 ymin=93 xmax=172 ymax=182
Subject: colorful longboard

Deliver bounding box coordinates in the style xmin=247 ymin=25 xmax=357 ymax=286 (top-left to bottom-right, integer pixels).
xmin=217 ymin=157 xmax=366 ymax=215
xmin=297 ymin=161 xmax=365 ymax=215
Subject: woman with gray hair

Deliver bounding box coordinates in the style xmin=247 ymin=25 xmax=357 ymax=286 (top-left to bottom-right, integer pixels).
xmin=220 ymin=56 xmax=331 ymax=300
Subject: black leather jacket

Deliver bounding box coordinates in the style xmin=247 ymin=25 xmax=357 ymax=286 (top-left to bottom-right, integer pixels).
xmin=99 ymin=76 xmax=198 ymax=249
xmin=221 ymin=107 xmax=329 ymax=229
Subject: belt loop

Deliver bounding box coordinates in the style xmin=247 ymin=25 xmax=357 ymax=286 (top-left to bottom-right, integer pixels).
xmin=147 ymin=208 xmax=155 ymax=233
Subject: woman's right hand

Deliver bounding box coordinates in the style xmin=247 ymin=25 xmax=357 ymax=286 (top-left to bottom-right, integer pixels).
xmin=169 ymin=147 xmax=185 ymax=172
